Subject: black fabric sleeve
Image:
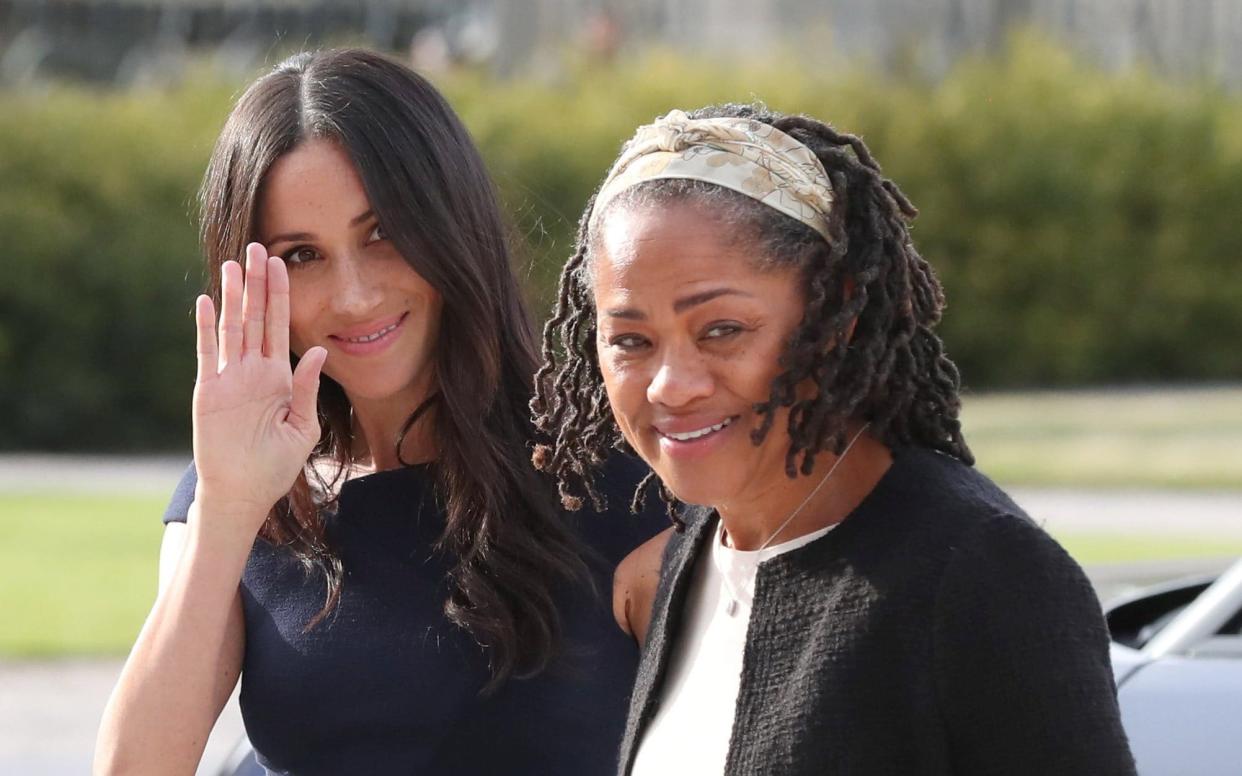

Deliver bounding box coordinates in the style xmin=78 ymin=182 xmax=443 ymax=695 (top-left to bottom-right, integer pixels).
xmin=161 ymin=462 xmax=197 ymax=525
xmin=932 ymin=512 xmax=1137 ymax=776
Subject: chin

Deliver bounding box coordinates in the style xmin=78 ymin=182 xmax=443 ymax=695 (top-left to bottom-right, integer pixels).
xmin=652 ymin=468 xmax=733 ymax=509
xmin=331 ymin=370 xmax=427 ymax=404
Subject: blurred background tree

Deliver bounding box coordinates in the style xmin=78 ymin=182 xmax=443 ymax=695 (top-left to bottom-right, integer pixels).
xmin=1 ymin=0 xmax=1240 ymax=451
xmin=3 ymin=0 xmax=1242 ymax=714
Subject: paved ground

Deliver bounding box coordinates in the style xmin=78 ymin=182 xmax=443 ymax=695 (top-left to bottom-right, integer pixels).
xmin=0 ymin=454 xmax=190 ymax=495
xmin=2 ymin=455 xmax=1239 ymax=774
xmin=1011 ymin=487 xmax=1242 ymax=540
xmin=0 ymin=456 xmax=224 ymax=775
xmin=0 ymin=659 xmax=244 ymax=776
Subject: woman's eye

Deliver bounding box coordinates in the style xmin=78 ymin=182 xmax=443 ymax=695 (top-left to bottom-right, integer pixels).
xmin=609 ymin=334 xmax=649 ymax=351
xmin=368 ymin=223 xmax=387 ymax=243
xmin=703 ymin=323 xmax=743 ymax=340
xmin=283 ymin=247 xmax=320 ymax=266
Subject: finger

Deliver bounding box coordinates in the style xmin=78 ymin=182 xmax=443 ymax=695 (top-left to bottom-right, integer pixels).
xmin=288 ymin=346 xmax=327 ymax=433
xmin=218 ymin=260 xmax=244 ymax=368
xmin=195 ymin=295 xmax=218 ymax=384
xmin=265 ymin=254 xmax=290 ymax=359
xmin=241 ymin=243 xmax=268 ymax=357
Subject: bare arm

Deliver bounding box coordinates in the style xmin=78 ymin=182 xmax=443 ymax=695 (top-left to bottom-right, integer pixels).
xmin=159 ymin=521 xmax=246 ymax=713
xmin=94 ymin=512 xmax=248 ymax=775
xmin=613 ymin=527 xmax=673 ymax=647
xmin=94 ymin=246 xmax=326 ymax=775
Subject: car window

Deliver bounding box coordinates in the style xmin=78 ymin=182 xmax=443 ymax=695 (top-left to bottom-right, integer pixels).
xmin=1218 ymin=607 xmax=1242 ymax=636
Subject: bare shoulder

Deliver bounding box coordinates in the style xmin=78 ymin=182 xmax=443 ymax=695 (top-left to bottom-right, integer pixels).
xmin=613 ymin=527 xmax=675 ymax=646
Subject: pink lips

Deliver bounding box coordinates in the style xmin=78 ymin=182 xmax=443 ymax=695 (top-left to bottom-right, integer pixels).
xmin=654 ymin=415 xmax=740 ymax=460
xmin=328 ymin=312 xmax=407 ymax=357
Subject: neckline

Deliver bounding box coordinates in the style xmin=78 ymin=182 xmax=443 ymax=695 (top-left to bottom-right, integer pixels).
xmin=715 ymin=518 xmax=836 ymax=561
xmin=687 ymin=445 xmax=920 ymax=566
xmin=339 ymin=461 xmax=433 ymax=487
xmin=316 ymin=461 xmax=435 ymax=506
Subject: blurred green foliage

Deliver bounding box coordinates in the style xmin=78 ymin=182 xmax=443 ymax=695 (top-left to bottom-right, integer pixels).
xmin=2 ymin=34 xmax=1239 ymax=451
xmin=0 ymin=81 xmax=232 ymax=449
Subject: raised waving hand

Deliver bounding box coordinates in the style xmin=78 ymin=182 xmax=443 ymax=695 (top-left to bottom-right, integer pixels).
xmin=94 ymin=243 xmax=325 ymax=775
xmin=193 ymin=242 xmax=327 ymax=536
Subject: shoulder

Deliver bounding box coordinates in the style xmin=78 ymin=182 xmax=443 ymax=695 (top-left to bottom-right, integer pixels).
xmin=886 ymin=447 xmax=1026 ymax=521
xmin=806 ymin=448 xmax=1095 ymax=628
xmin=926 ymin=511 xmax=1132 ymax=773
xmin=939 ymin=508 xmax=1091 ymax=604
xmin=161 ymin=462 xmax=197 ymax=525
xmin=615 ymin=504 xmax=716 ymax=642
xmin=612 ymin=527 xmax=675 ymax=644
xmin=931 ymin=508 xmax=1105 ymax=657
xmin=836 ymin=447 xmax=1033 ymax=558
xmin=885 ymin=448 xmax=1092 ymax=616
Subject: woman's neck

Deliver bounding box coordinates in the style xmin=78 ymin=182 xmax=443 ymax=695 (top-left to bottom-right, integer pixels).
xmin=717 ymin=429 xmax=893 ymax=551
xmin=346 ymin=381 xmax=439 ymax=472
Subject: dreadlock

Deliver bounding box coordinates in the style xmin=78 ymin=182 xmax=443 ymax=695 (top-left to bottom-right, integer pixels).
xmin=531 ymin=103 xmax=972 ymax=526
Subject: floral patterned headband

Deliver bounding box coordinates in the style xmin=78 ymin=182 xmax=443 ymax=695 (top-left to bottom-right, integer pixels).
xmin=589 ymin=109 xmax=836 ymax=242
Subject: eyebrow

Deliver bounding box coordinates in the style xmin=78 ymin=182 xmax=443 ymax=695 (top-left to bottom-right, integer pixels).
xmin=266 ymin=209 xmax=375 ymax=245
xmin=605 ymin=287 xmax=753 ymax=320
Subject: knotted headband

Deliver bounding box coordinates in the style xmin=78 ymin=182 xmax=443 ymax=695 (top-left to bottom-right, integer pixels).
xmin=589 ymin=109 xmax=836 ymax=242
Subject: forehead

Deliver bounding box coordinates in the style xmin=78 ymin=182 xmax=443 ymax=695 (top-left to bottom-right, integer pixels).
xmin=591 ymin=203 xmax=772 ymax=298
xmin=259 ymin=138 xmax=369 ymax=230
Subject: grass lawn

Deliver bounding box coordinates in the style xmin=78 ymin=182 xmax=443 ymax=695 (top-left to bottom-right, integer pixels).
xmin=3 ymin=387 xmax=1240 ymax=657
xmin=0 ymin=492 xmax=164 ymax=657
xmin=3 ymin=492 xmax=1241 ymax=658
xmin=962 ymin=386 xmax=1242 ymax=489
xmin=1056 ymin=533 xmax=1242 ymax=565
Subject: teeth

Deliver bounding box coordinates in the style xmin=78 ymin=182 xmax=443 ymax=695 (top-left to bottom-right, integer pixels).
xmin=665 ymin=417 xmax=733 ymax=442
xmin=343 ymin=321 xmax=399 ymax=343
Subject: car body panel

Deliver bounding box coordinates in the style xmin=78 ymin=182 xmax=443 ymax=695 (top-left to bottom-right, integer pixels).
xmin=1117 ymin=655 xmax=1242 ymax=776
xmin=1103 ymin=558 xmax=1242 ymax=776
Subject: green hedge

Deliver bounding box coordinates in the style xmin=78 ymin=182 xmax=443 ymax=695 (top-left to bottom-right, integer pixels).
xmin=0 ymin=83 xmax=230 ymax=450
xmin=2 ymin=35 xmax=1240 ymax=451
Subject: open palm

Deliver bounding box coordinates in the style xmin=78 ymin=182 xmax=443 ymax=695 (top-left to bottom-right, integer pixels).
xmin=192 ymin=243 xmax=327 ymax=532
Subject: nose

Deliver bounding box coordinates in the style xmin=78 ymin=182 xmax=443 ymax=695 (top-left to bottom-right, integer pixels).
xmin=331 ymin=250 xmax=384 ymax=315
xmin=646 ymin=345 xmax=715 ymax=408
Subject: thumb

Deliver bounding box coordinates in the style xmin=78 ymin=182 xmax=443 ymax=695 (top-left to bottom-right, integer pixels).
xmin=289 ymin=347 xmax=327 ymax=432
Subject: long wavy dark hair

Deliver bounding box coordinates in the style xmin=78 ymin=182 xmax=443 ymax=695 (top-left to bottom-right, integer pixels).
xmin=532 ymin=103 xmax=972 ymax=523
xmin=199 ymin=48 xmax=585 ymax=689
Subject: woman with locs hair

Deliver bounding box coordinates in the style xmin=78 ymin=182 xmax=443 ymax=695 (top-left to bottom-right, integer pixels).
xmin=95 ymin=49 xmax=665 ymax=775
xmin=532 ymin=104 xmax=1137 ymax=775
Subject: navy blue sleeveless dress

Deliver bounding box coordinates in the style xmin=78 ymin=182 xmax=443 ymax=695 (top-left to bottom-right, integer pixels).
xmin=163 ymin=457 xmax=666 ymax=775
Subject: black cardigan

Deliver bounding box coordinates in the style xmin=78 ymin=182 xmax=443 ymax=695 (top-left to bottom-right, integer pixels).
xmin=619 ymin=447 xmax=1137 ymax=776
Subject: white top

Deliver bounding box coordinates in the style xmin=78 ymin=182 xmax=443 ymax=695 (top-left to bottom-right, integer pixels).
xmin=630 ymin=518 xmax=837 ymax=776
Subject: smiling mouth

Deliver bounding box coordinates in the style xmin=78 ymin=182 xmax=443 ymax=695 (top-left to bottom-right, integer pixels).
xmin=341 ymin=320 xmax=401 ymax=343
xmin=331 ymin=313 xmax=407 ymax=345
xmin=660 ymin=416 xmax=736 ymax=442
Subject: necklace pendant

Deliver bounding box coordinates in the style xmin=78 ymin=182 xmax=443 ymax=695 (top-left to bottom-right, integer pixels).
xmin=725 ymin=598 xmax=739 ymax=617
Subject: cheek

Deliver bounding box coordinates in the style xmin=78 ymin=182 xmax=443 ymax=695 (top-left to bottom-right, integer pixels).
xmin=286 ymin=288 xmax=315 ymax=355
xmin=595 ymin=347 xmax=624 ymax=403
xmin=725 ymin=339 xmax=789 ymax=403
xmin=596 ymin=350 xmax=644 ymax=426
xmin=424 ymin=293 xmax=444 ymax=329
xmin=409 ymin=291 xmax=443 ymax=348
xmin=391 ymin=258 xmax=438 ymax=301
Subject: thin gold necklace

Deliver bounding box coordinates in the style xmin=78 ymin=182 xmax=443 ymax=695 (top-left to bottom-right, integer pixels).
xmin=720 ymin=422 xmax=870 ymax=616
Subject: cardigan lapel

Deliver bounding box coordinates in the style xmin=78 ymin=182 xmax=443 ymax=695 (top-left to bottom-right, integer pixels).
xmin=617 ymin=505 xmax=716 ymax=775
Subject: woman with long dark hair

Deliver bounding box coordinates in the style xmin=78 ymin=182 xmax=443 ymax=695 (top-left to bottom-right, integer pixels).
xmin=533 ymin=104 xmax=1137 ymax=775
xmin=95 ymin=49 xmax=663 ymax=775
